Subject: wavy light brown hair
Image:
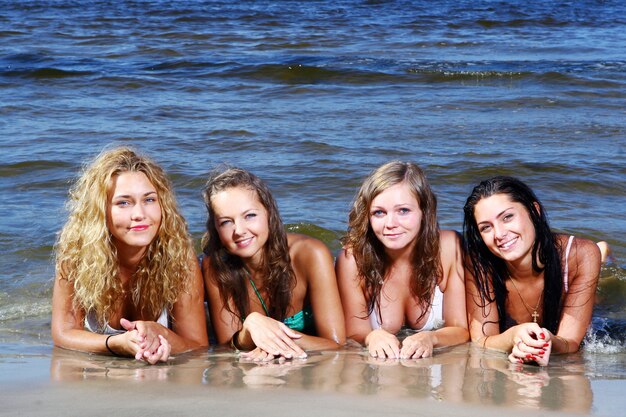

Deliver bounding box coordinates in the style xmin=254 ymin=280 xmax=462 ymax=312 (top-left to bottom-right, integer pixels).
xmin=343 ymin=161 xmax=442 ymax=325
xmin=202 ymin=167 xmax=295 ymax=322
xmin=55 ymin=147 xmax=194 ymax=330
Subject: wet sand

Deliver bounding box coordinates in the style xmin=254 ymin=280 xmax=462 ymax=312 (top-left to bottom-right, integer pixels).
xmin=1 ymin=344 xmax=612 ymax=417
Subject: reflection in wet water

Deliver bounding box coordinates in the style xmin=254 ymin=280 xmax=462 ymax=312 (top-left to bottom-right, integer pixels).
xmin=50 ymin=344 xmax=597 ymax=414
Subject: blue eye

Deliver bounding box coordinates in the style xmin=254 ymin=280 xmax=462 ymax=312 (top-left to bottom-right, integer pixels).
xmin=219 ymin=219 xmax=232 ymax=227
xmin=116 ymin=200 xmax=130 ymax=207
xmin=371 ymin=210 xmax=384 ymax=217
xmin=245 ymin=213 xmax=257 ymax=220
xmin=399 ymin=208 xmax=410 ymax=214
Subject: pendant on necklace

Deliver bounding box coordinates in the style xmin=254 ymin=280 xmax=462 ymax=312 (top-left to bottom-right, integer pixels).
xmin=532 ymin=310 xmax=539 ymax=323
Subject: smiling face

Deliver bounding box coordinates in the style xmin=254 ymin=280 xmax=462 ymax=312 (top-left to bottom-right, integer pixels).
xmin=473 ymin=193 xmax=537 ymax=264
xmin=107 ymin=171 xmax=162 ymax=255
xmin=211 ymin=186 xmax=270 ymax=266
xmin=369 ymin=182 xmax=423 ymax=254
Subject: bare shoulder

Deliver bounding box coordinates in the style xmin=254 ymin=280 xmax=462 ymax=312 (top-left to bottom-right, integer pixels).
xmin=439 ymin=229 xmax=463 ymax=267
xmin=287 ymin=233 xmax=333 ymax=264
xmin=556 ymin=234 xmax=601 ymax=263
xmin=336 ymin=246 xmax=355 ymax=264
xmin=438 ymin=229 xmax=463 ymax=290
xmin=439 ymin=229 xmax=461 ymax=253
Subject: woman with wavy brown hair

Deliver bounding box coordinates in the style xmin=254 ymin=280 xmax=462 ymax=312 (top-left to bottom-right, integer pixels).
xmin=336 ymin=161 xmax=468 ymax=359
xmin=51 ymin=147 xmax=208 ymax=364
xmin=202 ymin=166 xmax=345 ymax=361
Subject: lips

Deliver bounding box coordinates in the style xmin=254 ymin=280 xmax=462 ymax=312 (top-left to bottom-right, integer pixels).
xmin=235 ymin=237 xmax=254 ymax=248
xmin=384 ymin=233 xmax=404 ymax=239
xmin=130 ymin=225 xmax=149 ymax=231
xmin=498 ymin=236 xmax=518 ymax=250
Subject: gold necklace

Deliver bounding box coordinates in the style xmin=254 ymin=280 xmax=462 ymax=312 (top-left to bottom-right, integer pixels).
xmin=509 ymin=278 xmax=542 ymax=323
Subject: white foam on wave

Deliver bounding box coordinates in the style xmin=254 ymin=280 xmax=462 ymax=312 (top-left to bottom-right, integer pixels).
xmin=583 ymin=326 xmax=625 ymax=354
xmin=0 ymin=299 xmax=51 ymax=322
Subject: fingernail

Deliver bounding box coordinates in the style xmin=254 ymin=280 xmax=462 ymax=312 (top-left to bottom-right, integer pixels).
xmin=543 ymin=343 xmax=550 ymax=347
xmin=539 ymin=350 xmax=545 ymax=354
xmin=526 ymin=354 xmax=532 ymax=358
xmin=540 ymin=333 xmax=545 ymax=339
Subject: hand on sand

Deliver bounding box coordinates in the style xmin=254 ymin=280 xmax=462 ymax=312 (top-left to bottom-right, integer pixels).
xmin=120 ymin=319 xmax=171 ymax=364
xmin=365 ymin=328 xmax=401 ymax=359
xmin=400 ymin=331 xmax=435 ymax=359
xmin=242 ymin=312 xmax=307 ymax=359
xmin=508 ymin=323 xmax=552 ymax=366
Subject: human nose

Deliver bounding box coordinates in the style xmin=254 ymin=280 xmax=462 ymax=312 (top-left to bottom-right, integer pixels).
xmin=493 ymin=223 xmax=507 ymax=239
xmin=385 ymin=213 xmax=399 ymax=228
xmin=131 ymin=203 xmax=145 ymax=220
xmin=233 ymin=220 xmax=246 ymax=236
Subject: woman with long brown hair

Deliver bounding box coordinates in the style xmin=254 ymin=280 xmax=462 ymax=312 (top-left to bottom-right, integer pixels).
xmin=337 ymin=161 xmax=468 ymax=359
xmin=202 ymin=167 xmax=345 ymax=361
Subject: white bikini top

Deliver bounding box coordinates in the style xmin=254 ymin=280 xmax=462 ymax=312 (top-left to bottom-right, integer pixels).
xmin=563 ymin=235 xmax=575 ymax=293
xmin=369 ymin=285 xmax=445 ymax=332
xmin=84 ymin=309 xmax=169 ymax=335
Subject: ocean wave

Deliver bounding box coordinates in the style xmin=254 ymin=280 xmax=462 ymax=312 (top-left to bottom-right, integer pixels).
xmin=1 ymin=67 xmax=94 ymax=79
xmin=585 ymin=317 xmax=626 ymax=353
xmin=0 ymin=299 xmax=50 ymax=322
xmin=0 ymin=160 xmax=73 ymax=178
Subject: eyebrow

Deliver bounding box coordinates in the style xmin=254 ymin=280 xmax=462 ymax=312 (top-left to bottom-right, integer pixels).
xmin=477 ymin=206 xmax=514 ymax=224
xmin=216 ymin=208 xmax=259 ymax=219
xmin=112 ymin=191 xmax=157 ymax=199
xmin=371 ymin=203 xmax=414 ymax=209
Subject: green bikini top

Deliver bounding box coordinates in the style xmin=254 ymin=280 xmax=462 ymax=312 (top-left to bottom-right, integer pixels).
xmin=247 ymin=275 xmax=315 ymax=334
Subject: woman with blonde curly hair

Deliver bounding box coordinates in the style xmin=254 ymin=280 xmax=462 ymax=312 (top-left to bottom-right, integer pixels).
xmin=336 ymin=161 xmax=468 ymax=359
xmin=51 ymin=147 xmax=208 ymax=364
xmin=202 ymin=166 xmax=345 ymax=361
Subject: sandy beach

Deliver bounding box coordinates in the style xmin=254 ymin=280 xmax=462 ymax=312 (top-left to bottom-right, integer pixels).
xmin=2 ymin=344 xmax=623 ymax=417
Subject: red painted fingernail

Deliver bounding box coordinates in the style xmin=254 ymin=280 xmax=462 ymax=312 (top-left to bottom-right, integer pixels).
xmin=543 ymin=343 xmax=550 ymax=347
xmin=539 ymin=350 xmax=545 ymax=354
xmin=532 ymin=356 xmax=538 ymax=361
xmin=526 ymin=354 xmax=532 ymax=358
xmin=540 ymin=333 xmax=545 ymax=339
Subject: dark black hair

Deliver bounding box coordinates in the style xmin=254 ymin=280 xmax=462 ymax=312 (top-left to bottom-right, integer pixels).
xmin=463 ymin=176 xmax=563 ymax=333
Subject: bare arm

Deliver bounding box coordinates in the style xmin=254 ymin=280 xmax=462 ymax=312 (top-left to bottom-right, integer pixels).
xmin=202 ymin=256 xmax=240 ymax=345
xmin=465 ymin=259 xmax=513 ymax=352
xmin=51 ymin=273 xmax=153 ymax=360
xmin=203 ymin=254 xmax=307 ymax=358
xmin=288 ymin=235 xmax=345 ymax=350
xmin=433 ymin=230 xmax=469 ymax=347
xmin=166 ymin=256 xmax=209 ymax=352
xmin=52 ymin=256 xmax=208 ymax=361
xmin=336 ymin=248 xmax=374 ymax=345
xmin=553 ymin=237 xmax=601 ymax=353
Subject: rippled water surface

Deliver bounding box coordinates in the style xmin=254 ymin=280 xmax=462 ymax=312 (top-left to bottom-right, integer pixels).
xmin=0 ymin=0 xmax=625 ymax=413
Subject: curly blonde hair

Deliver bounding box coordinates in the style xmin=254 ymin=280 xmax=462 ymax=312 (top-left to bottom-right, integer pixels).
xmin=55 ymin=146 xmax=194 ymax=329
xmin=202 ymin=167 xmax=295 ymax=322
xmin=343 ymin=161 xmax=442 ymax=325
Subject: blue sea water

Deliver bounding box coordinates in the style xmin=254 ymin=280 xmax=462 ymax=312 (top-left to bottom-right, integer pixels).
xmin=0 ymin=0 xmax=625 ymax=413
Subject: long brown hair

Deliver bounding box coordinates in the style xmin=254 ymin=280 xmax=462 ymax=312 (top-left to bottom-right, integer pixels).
xmin=343 ymin=161 xmax=442 ymax=325
xmin=202 ymin=167 xmax=295 ymax=322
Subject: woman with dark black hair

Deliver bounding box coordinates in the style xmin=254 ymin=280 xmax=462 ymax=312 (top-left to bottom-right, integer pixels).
xmin=463 ymin=176 xmax=602 ymax=366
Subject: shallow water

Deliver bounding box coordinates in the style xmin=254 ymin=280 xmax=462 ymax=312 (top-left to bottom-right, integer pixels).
xmin=1 ymin=345 xmax=624 ymax=417
xmin=0 ymin=0 xmax=625 ymax=413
